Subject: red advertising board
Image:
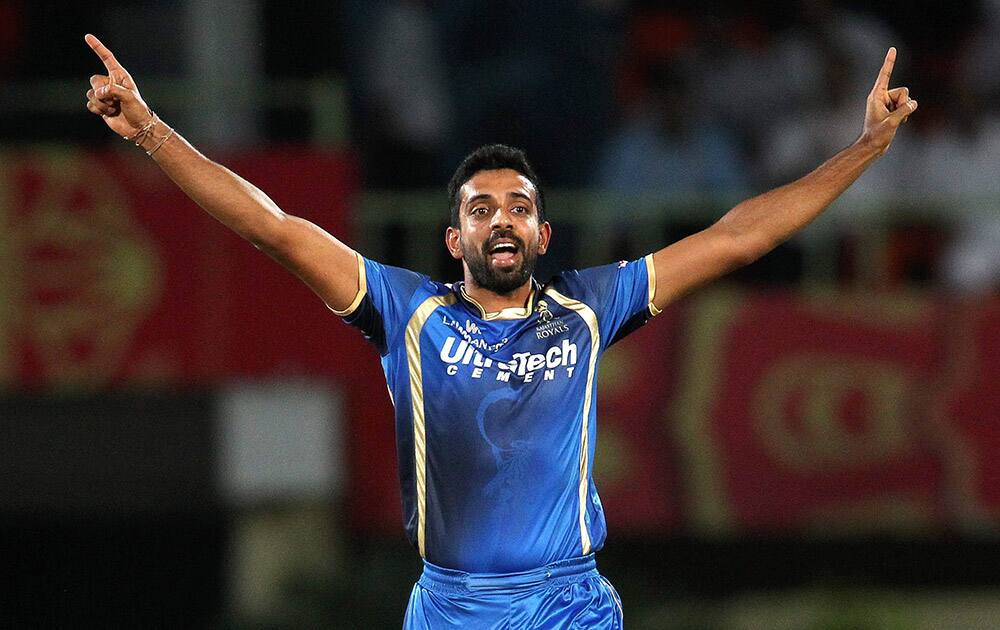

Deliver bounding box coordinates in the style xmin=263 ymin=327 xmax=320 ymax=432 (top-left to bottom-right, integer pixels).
xmin=671 ymin=290 xmax=955 ymax=533
xmin=596 ymin=311 xmax=684 ymax=533
xmin=1 ymin=147 xmax=368 ymax=385
xmin=938 ymin=300 xmax=1000 ymax=527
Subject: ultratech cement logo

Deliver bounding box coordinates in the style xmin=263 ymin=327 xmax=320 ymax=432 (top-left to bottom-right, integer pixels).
xmin=534 ymin=299 xmax=569 ymax=340
xmin=439 ymin=336 xmax=578 ymax=382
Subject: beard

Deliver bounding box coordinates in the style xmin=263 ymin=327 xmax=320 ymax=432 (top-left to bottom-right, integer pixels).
xmin=462 ymin=230 xmax=538 ymax=295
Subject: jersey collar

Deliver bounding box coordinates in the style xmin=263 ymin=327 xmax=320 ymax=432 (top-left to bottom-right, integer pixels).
xmin=456 ymin=279 xmax=541 ymax=321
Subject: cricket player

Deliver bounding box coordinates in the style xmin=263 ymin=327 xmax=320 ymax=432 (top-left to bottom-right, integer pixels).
xmin=84 ymin=33 xmax=915 ymax=628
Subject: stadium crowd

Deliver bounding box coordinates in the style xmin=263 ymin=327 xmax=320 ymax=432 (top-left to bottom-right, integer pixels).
xmin=3 ymin=0 xmax=997 ymax=291
xmin=348 ymin=0 xmax=999 ymax=292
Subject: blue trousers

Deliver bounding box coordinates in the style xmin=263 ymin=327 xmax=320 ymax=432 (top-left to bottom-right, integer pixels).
xmin=403 ymin=554 xmax=623 ymax=629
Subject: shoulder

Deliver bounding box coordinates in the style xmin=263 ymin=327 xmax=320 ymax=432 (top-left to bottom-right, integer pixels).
xmin=358 ymin=255 xmax=452 ymax=315
xmin=546 ymin=259 xmax=638 ymax=297
xmin=363 ymin=257 xmax=429 ymax=286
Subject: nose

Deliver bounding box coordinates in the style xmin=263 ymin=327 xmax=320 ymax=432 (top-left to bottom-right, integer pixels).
xmin=490 ymin=206 xmax=514 ymax=230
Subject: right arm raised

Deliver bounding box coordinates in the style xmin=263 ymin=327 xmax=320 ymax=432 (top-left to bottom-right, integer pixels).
xmin=83 ymin=34 xmax=361 ymax=314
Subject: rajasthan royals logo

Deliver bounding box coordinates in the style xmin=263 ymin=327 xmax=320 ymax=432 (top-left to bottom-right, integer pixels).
xmin=534 ymin=299 xmax=569 ymax=339
xmin=536 ymin=299 xmax=554 ymax=323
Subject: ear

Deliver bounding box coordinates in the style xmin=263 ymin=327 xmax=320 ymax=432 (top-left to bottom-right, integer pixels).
xmin=537 ymin=221 xmax=552 ymax=255
xmin=445 ymin=226 xmax=463 ymax=260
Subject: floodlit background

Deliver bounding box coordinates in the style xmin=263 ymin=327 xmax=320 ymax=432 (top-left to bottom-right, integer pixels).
xmin=2 ymin=1 xmax=999 ymax=628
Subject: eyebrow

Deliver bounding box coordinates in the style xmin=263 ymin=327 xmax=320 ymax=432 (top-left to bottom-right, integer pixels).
xmin=466 ymin=193 xmax=494 ymax=207
xmin=465 ymin=191 xmax=533 ymax=207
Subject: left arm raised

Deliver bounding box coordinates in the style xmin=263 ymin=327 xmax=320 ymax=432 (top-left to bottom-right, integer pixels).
xmin=649 ymin=47 xmax=917 ymax=310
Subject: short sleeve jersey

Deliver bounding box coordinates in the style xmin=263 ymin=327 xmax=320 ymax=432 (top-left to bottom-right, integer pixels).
xmin=341 ymin=254 xmax=660 ymax=573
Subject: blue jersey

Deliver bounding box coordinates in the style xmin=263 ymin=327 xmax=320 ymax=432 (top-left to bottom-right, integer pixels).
xmin=340 ymin=254 xmax=660 ymax=573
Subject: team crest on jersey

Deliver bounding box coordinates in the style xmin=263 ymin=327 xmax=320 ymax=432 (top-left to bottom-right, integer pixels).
xmin=535 ymin=299 xmax=569 ymax=339
xmin=536 ymin=299 xmax=554 ymax=323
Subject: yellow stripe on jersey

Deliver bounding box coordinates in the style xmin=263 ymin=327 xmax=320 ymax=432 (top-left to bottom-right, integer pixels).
xmin=544 ymin=287 xmax=600 ymax=556
xmin=330 ymin=252 xmax=368 ymax=316
xmin=404 ymin=293 xmax=457 ymax=557
xmin=644 ymin=253 xmax=662 ymax=317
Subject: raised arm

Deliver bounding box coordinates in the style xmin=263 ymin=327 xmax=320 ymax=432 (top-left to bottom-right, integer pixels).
xmin=649 ymin=47 xmax=917 ymax=310
xmin=83 ymin=34 xmax=362 ymax=314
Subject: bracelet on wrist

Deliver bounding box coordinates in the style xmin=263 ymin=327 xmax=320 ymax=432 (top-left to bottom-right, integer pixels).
xmin=124 ymin=111 xmax=175 ymax=157
xmin=146 ymin=127 xmax=174 ymax=156
xmin=127 ymin=113 xmax=156 ymax=147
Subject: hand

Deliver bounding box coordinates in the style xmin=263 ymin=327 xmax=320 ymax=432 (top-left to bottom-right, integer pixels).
xmin=861 ymin=47 xmax=917 ymax=155
xmin=84 ymin=34 xmax=153 ymax=139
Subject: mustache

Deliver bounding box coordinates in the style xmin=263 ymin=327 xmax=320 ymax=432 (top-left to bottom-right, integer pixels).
xmin=483 ymin=230 xmax=526 ymax=255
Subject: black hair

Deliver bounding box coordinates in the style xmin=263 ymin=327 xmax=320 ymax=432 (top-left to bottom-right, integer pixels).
xmin=446 ymin=144 xmax=545 ymax=227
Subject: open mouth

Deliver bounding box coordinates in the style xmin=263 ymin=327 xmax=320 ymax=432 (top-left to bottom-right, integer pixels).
xmin=487 ymin=238 xmax=521 ymax=265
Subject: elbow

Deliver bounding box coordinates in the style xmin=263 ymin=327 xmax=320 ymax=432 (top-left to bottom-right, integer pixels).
xmin=715 ymin=219 xmax=771 ymax=269
xmin=734 ymin=233 xmax=774 ymax=267
xmin=248 ymin=209 xmax=292 ymax=253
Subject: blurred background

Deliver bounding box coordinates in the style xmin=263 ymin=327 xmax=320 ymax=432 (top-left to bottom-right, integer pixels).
xmin=2 ymin=1 xmax=999 ymax=628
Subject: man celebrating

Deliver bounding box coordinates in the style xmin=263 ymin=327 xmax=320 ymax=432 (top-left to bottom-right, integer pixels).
xmin=84 ymin=33 xmax=915 ymax=629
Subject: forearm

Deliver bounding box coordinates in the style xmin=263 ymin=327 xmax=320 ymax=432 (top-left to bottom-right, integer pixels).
xmin=84 ymin=34 xmax=363 ymax=312
xmin=719 ymin=136 xmax=882 ymax=262
xmin=139 ymin=117 xmax=289 ymax=248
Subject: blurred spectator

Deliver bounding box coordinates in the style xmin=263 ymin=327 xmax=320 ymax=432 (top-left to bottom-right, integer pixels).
xmin=691 ymin=9 xmax=798 ymax=137
xmin=614 ymin=8 xmax=698 ymax=111
xmin=439 ymin=0 xmax=625 ymax=186
xmin=758 ymin=50 xmax=857 ymax=186
xmin=356 ymin=0 xmax=452 ymax=187
xmin=757 ymin=48 xmax=912 ymax=214
xmin=960 ymin=0 xmax=1000 ymax=101
xmin=758 ymin=1 xmax=910 ymax=200
xmin=680 ymin=1 xmax=896 ymax=156
xmin=596 ymin=61 xmax=749 ymax=197
xmin=785 ymin=0 xmax=900 ymax=101
xmin=914 ymin=83 xmax=1000 ymax=293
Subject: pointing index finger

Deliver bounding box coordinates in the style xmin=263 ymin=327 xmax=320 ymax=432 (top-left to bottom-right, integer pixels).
xmin=85 ymin=33 xmax=123 ymax=76
xmin=873 ymin=46 xmax=896 ymax=93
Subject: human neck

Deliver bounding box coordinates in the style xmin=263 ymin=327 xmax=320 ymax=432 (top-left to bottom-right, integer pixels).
xmin=461 ymin=273 xmax=534 ymax=315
